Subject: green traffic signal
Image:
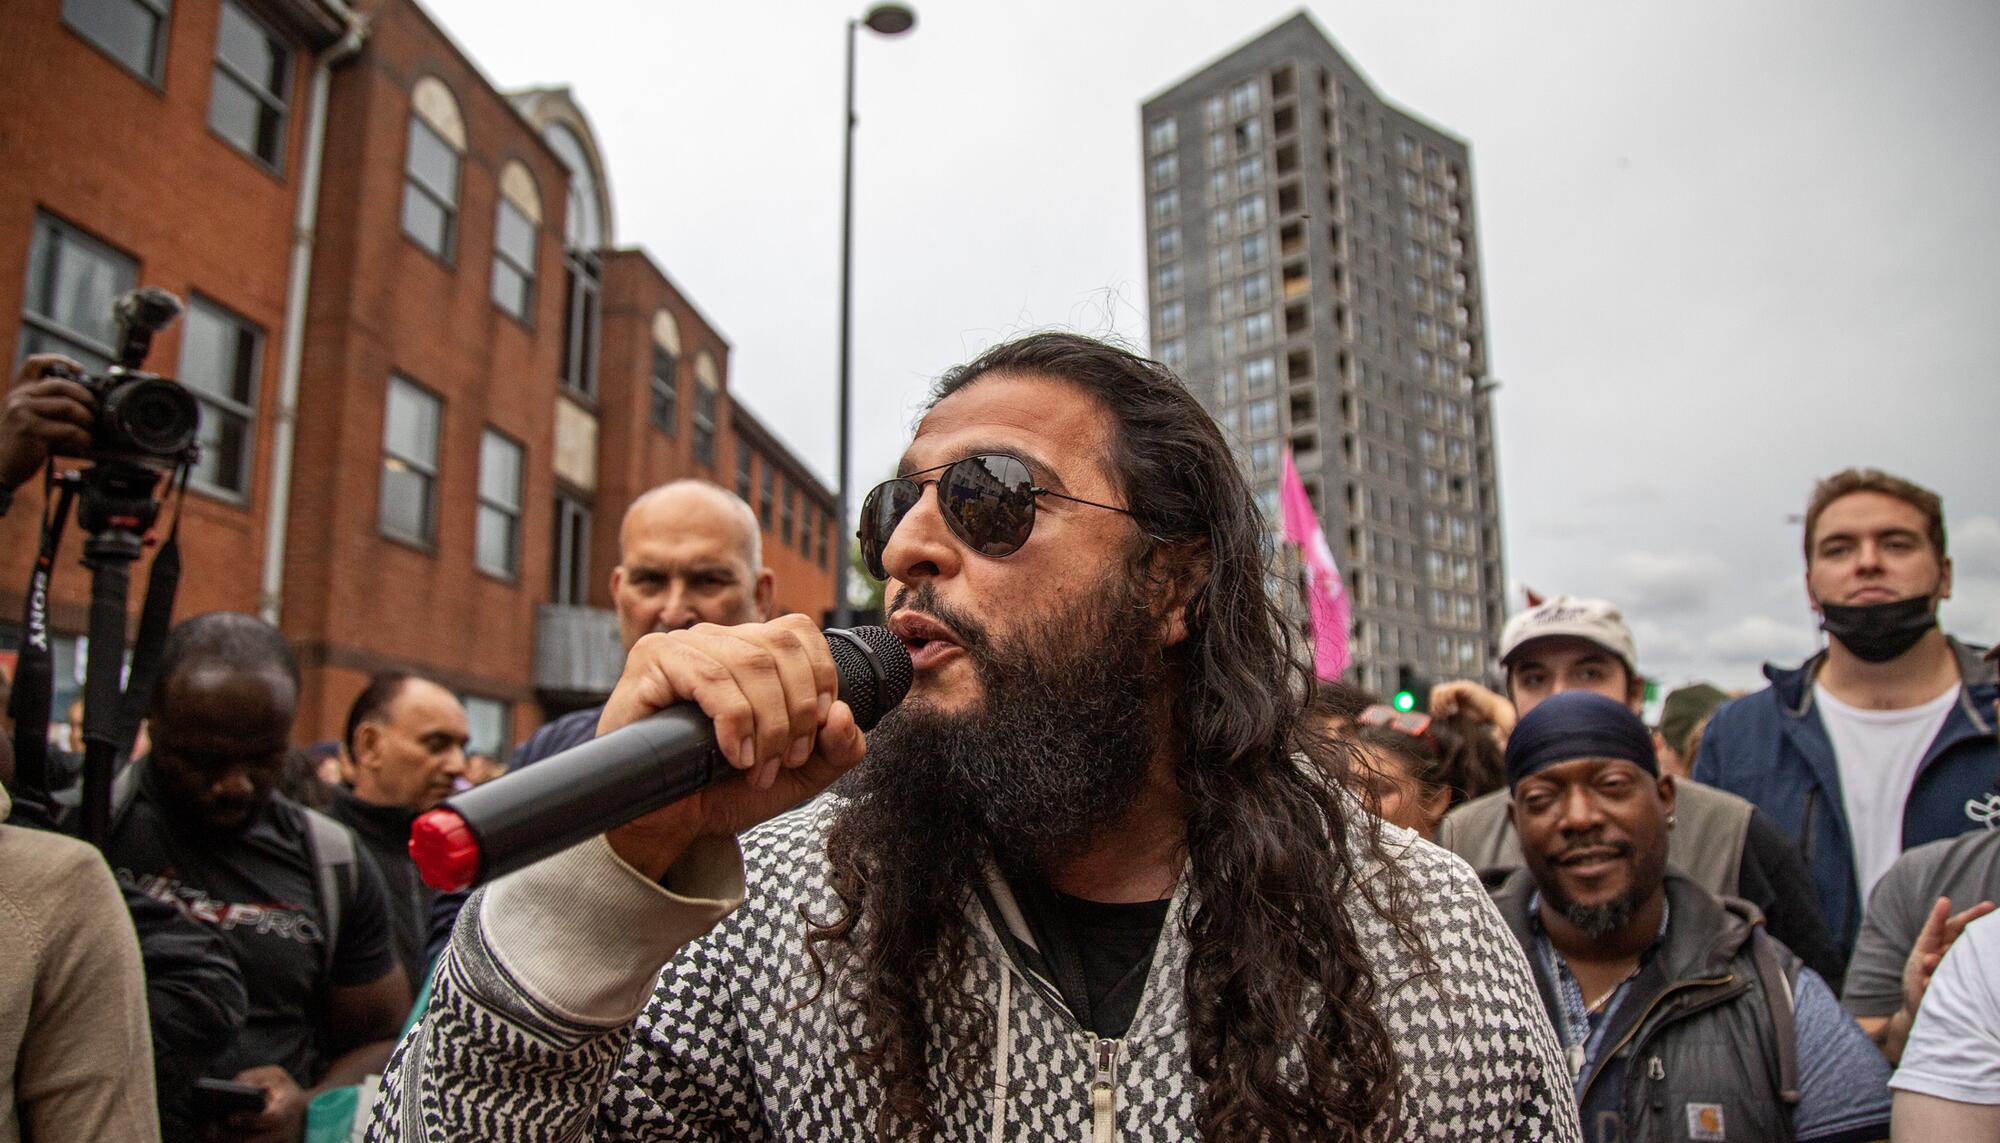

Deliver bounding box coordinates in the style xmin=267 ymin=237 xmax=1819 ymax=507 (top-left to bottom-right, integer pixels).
xmin=1392 ymin=690 xmax=1417 ymax=713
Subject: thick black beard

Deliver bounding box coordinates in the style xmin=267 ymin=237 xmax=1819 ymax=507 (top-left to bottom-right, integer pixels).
xmin=840 ymin=576 xmax=1168 ymax=880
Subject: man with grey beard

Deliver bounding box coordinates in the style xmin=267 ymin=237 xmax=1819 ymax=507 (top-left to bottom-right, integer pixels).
xmin=368 ymin=333 xmax=1575 ymax=1141
xmin=1492 ymin=691 xmax=1890 ymax=1143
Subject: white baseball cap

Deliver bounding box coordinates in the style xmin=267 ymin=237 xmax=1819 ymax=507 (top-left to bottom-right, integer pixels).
xmin=1499 ymin=595 xmax=1638 ymax=676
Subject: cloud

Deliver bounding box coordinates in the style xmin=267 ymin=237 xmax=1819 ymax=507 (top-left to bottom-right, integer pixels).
xmin=1951 ymin=514 xmax=2000 ymax=569
xmin=1610 ymin=551 xmax=1733 ymax=614
xmin=1937 ymin=515 xmax=1999 ymax=644
xmin=1704 ymin=616 xmax=1819 ymax=669
xmin=1942 ymin=514 xmax=2000 ymax=644
xmin=1626 ymin=618 xmax=1697 ymax=667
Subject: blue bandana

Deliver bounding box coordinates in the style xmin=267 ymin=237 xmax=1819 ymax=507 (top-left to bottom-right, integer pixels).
xmin=1505 ymin=690 xmax=1657 ymax=788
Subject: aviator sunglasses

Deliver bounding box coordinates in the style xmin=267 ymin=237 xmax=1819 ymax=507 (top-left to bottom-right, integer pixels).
xmin=857 ymin=453 xmax=1130 ymax=580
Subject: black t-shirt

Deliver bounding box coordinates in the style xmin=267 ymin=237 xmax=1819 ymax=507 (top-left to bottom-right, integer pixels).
xmin=107 ymin=764 xmax=397 ymax=1085
xmin=327 ymin=784 xmax=431 ymax=994
xmin=421 ymin=707 xmax=604 ymax=966
xmin=1736 ymin=809 xmax=1846 ymax=992
xmin=1018 ymin=883 xmax=1171 ymax=1038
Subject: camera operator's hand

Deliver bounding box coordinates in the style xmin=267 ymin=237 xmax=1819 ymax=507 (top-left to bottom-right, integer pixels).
xmin=0 ymin=354 xmax=96 ymax=488
xmin=599 ymin=615 xmax=867 ymax=881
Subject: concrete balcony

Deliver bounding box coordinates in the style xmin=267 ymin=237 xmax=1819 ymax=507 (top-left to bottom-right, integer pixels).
xmin=534 ymin=604 xmax=624 ymax=701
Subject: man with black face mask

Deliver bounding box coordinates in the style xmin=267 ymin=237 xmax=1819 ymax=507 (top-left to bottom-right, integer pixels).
xmin=1696 ymin=468 xmax=1998 ymax=964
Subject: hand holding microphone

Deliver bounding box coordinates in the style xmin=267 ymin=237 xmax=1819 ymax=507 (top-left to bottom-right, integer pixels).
xmin=411 ymin=616 xmax=910 ymax=889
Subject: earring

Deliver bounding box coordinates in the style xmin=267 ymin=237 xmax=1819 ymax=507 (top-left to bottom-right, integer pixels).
xmin=1666 ymin=814 xmax=1677 ymax=828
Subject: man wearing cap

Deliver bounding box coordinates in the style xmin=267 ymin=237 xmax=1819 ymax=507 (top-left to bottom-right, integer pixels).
xmin=1434 ymin=596 xmax=1843 ymax=985
xmin=1654 ymin=683 xmax=1728 ymax=780
xmin=1694 ymin=468 xmax=1998 ymax=964
xmin=1493 ymin=691 xmax=1892 ymax=1143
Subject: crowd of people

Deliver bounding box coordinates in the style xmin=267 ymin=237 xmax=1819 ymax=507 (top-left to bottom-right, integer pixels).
xmin=0 ymin=335 xmax=1993 ymax=1141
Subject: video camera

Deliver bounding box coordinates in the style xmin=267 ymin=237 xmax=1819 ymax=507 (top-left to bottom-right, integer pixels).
xmin=42 ymin=287 xmax=201 ymax=469
xmin=6 ymin=287 xmax=202 ymax=845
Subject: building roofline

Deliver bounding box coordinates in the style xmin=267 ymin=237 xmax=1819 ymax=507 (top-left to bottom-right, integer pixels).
xmin=1139 ymin=8 xmax=1470 ymax=148
xmin=605 ymin=246 xmax=733 ymax=355
xmin=1139 ymin=10 xmax=1322 ymax=107
xmin=507 ymin=86 xmax=618 ymax=246
xmin=730 ymin=401 xmax=836 ymax=506
xmin=260 ymin=0 xmax=359 ymax=51
xmin=399 ymin=0 xmax=570 ymax=171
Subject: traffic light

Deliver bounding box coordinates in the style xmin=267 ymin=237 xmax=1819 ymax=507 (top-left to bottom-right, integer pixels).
xmin=1393 ymin=664 xmax=1429 ymax=713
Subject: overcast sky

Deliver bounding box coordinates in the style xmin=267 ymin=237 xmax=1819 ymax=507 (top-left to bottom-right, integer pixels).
xmin=424 ymin=0 xmax=1997 ymax=689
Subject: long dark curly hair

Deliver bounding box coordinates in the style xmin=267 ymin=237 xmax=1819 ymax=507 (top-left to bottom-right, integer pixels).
xmin=806 ymin=332 xmax=1413 ymax=1140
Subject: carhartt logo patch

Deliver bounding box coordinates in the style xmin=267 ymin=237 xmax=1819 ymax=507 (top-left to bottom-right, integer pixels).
xmin=1686 ymin=1102 xmax=1726 ymax=1140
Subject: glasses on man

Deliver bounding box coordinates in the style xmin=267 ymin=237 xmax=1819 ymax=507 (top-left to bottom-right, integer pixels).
xmin=856 ymin=453 xmax=1130 ymax=581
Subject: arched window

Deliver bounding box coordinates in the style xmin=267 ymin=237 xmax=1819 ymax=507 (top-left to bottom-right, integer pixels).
xmin=543 ymin=124 xmax=603 ymax=250
xmin=402 ymin=78 xmax=465 ymax=259
xmin=692 ymin=352 xmax=719 ymax=468
xmin=545 ymin=122 xmax=603 ymax=397
xmin=491 ymin=160 xmax=542 ymax=322
xmin=650 ymin=310 xmax=681 ymax=436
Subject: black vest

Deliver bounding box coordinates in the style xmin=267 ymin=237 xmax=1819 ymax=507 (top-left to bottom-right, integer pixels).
xmin=1495 ymin=871 xmax=1800 ymax=1143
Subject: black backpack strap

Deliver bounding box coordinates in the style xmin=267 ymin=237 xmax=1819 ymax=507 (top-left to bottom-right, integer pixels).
xmin=301 ymin=808 xmax=358 ymax=983
xmin=110 ymin=756 xmax=145 ymax=835
xmin=1751 ymin=926 xmax=1802 ymax=1105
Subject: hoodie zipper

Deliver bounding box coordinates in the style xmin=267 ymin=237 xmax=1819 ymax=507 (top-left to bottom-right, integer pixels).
xmin=1576 ymin=975 xmax=1734 ymax=1106
xmin=1091 ymin=1036 xmax=1121 ymax=1142
xmin=1798 ymin=787 xmax=1818 ymax=866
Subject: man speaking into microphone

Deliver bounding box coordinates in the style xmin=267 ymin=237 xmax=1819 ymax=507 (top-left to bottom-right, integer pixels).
xmin=371 ymin=333 xmax=1576 ymax=1141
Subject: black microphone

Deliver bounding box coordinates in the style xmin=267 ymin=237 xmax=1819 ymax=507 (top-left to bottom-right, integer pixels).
xmin=410 ymin=626 xmax=911 ymax=891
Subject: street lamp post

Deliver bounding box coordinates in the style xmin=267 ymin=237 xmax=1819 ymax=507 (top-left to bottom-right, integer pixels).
xmin=832 ymin=2 xmax=915 ymax=629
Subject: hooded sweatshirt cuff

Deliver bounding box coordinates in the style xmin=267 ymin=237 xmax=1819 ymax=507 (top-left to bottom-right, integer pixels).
xmin=480 ymin=832 xmax=745 ymax=1024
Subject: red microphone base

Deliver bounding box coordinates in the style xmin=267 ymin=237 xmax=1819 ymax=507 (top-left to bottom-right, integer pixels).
xmin=410 ymin=807 xmax=481 ymax=891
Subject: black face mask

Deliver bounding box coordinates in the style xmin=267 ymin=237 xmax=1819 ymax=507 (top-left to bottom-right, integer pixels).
xmin=1819 ymin=594 xmax=1939 ymax=663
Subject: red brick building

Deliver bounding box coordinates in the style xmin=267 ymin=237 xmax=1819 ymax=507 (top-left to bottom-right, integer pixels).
xmin=0 ymin=0 xmax=837 ymax=753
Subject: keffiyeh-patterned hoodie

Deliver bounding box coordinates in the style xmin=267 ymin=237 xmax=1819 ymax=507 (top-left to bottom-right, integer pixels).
xmin=367 ymin=799 xmax=1578 ymax=1141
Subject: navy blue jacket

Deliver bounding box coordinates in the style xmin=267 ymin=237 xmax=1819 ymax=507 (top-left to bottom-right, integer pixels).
xmin=507 ymin=705 xmax=604 ymax=771
xmin=1694 ymin=636 xmax=1999 ymax=959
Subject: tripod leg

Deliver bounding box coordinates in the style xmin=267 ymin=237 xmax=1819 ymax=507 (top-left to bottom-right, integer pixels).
xmin=79 ymin=553 xmax=132 ymax=850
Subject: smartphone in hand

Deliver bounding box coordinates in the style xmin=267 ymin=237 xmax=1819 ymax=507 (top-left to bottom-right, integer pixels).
xmin=191 ymin=1077 xmax=269 ymax=1123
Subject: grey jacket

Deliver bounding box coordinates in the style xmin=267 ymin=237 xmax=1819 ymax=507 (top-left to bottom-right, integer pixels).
xmin=367 ymin=801 xmax=1580 ymax=1141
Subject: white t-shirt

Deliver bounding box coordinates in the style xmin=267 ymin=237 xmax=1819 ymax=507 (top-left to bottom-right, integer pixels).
xmin=1815 ymin=682 xmax=1959 ymax=900
xmin=1892 ymin=910 xmax=2000 ymax=1105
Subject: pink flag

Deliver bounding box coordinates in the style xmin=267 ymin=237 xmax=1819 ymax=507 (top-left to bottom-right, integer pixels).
xmin=1279 ymin=446 xmax=1351 ymax=679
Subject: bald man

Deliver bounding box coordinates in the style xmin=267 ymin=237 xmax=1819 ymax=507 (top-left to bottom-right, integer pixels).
xmin=525 ymin=480 xmax=773 ymax=765
xmin=608 ymin=480 xmax=775 ymax=651
xmin=423 ymin=481 xmax=772 ymax=964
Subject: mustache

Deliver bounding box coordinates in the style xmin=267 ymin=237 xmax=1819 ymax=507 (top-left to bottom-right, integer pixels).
xmin=1553 ymin=833 xmax=1632 ymax=865
xmin=887 ymin=583 xmax=990 ymax=653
